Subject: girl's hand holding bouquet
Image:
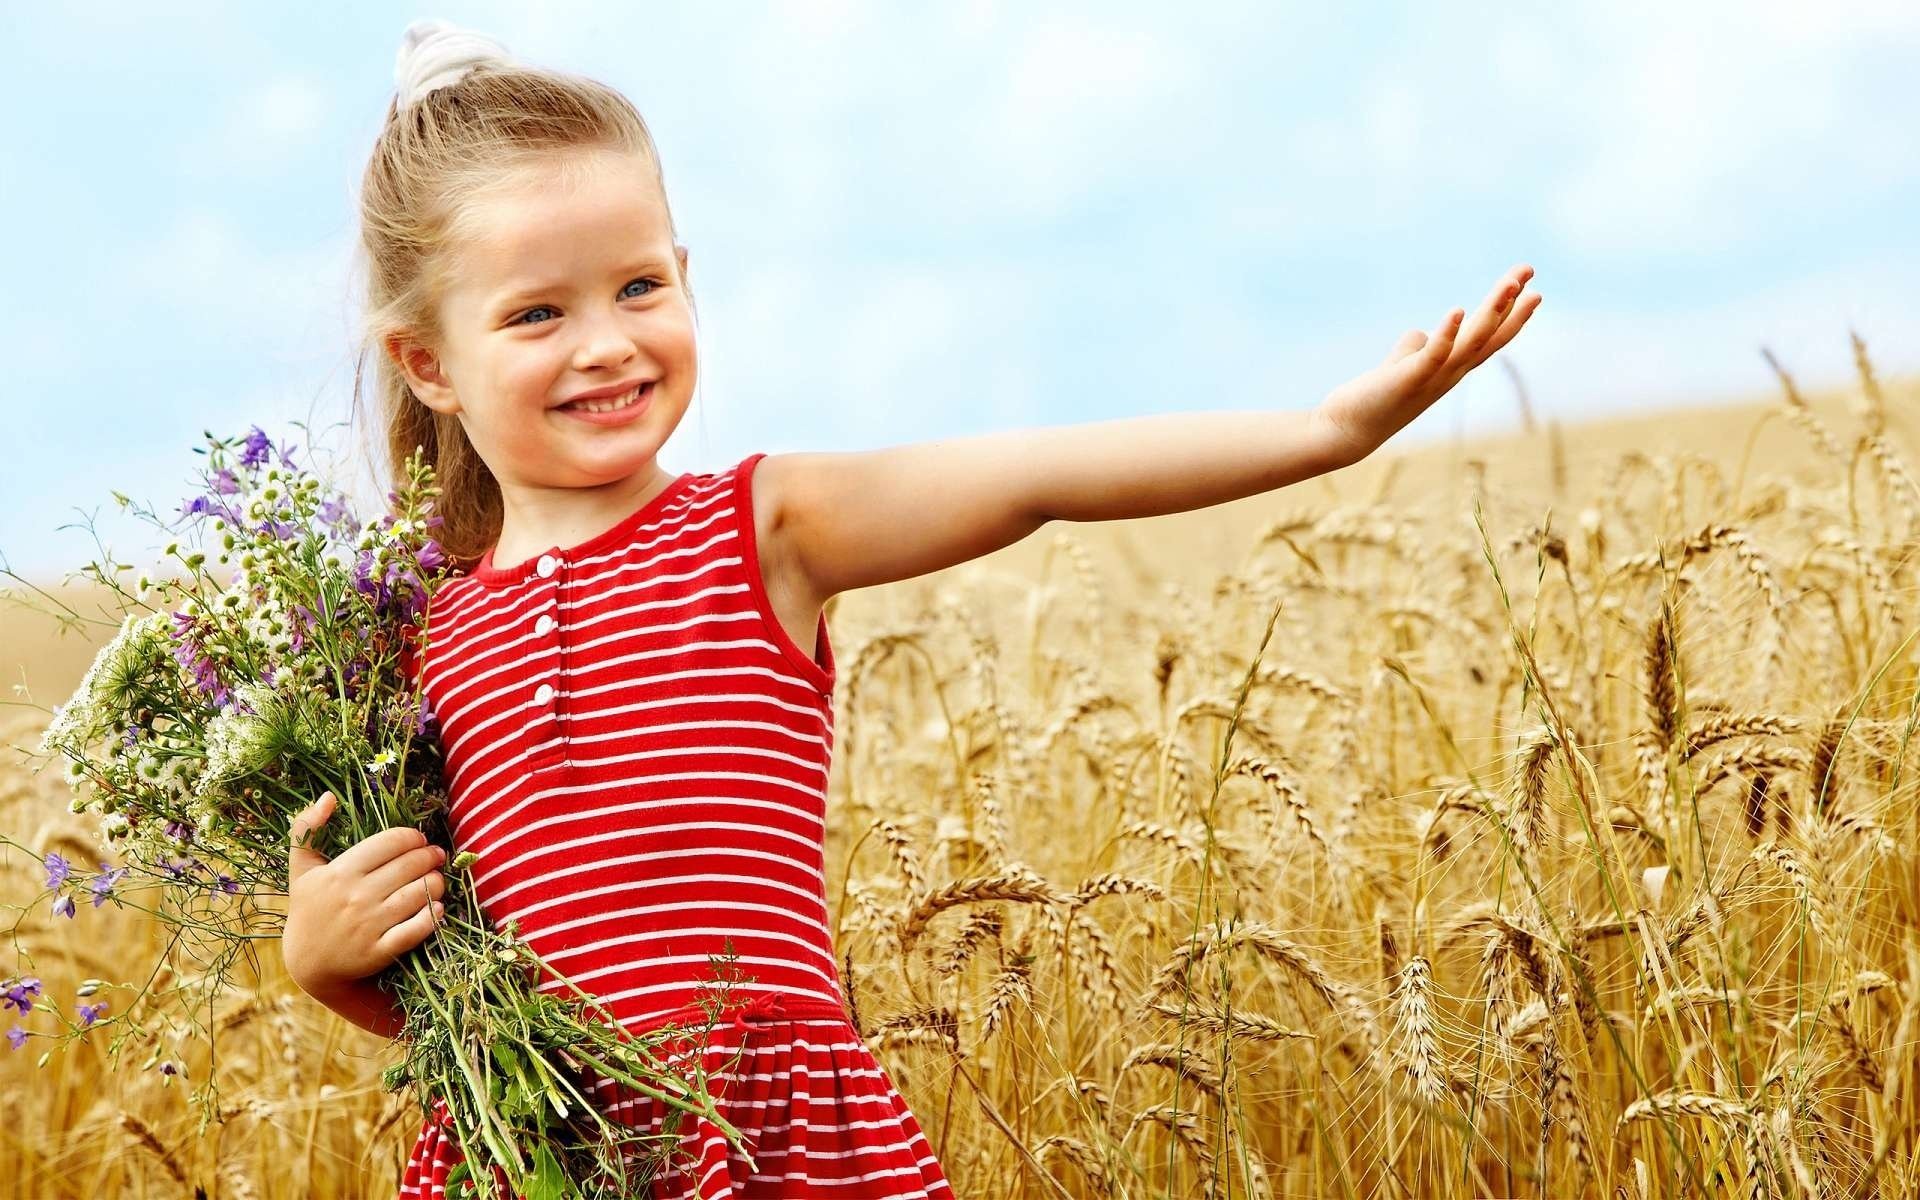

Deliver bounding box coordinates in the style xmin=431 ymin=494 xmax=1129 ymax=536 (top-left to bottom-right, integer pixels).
xmin=284 ymin=790 xmax=448 ymax=1026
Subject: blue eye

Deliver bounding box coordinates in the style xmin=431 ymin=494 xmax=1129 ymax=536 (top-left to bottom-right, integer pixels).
xmin=512 ymin=277 xmax=662 ymax=326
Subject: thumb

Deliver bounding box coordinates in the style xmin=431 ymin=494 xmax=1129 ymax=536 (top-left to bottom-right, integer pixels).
xmin=288 ymin=791 xmax=336 ymax=882
xmin=1386 ymin=328 xmax=1428 ymax=365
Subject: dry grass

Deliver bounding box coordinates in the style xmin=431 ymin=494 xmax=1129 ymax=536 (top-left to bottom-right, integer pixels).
xmin=6 ymin=349 xmax=1920 ymax=1197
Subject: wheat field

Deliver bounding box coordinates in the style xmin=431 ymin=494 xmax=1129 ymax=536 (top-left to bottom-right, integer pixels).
xmin=5 ymin=344 xmax=1920 ymax=1198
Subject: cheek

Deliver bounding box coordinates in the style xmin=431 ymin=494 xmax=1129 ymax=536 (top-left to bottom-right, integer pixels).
xmin=495 ymin=351 xmax=561 ymax=403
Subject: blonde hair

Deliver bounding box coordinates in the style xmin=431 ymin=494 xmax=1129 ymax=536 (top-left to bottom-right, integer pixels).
xmin=350 ymin=60 xmax=694 ymax=571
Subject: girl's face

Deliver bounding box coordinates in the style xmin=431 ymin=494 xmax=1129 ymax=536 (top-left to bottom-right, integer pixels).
xmin=391 ymin=148 xmax=696 ymax=498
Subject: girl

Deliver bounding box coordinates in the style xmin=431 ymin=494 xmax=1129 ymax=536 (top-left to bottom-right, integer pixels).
xmin=278 ymin=18 xmax=1541 ymax=1200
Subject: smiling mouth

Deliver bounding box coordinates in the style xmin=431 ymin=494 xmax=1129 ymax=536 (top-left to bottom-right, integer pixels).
xmin=559 ymin=382 xmax=651 ymax=414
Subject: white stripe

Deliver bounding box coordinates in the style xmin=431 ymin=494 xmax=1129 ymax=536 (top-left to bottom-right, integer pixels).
xmin=422 ymin=524 xmax=735 ymax=699
xmin=495 ymin=869 xmax=830 ymax=926
xmin=486 ymin=843 xmax=829 ymax=910
xmin=445 ymin=647 xmax=824 ymax=770
xmin=440 ymin=627 xmax=818 ymax=770
xmin=538 ymin=924 xmax=839 ymax=975
xmin=543 ymin=949 xmax=841 ymax=994
xmin=429 ymin=495 xmax=733 ymax=640
xmin=450 ymin=705 xmax=827 ymax=821
xmin=540 ymin=977 xmax=844 ymax=1012
xmin=472 ymin=811 xmax=827 ymax=890
xmin=518 ymin=897 xmax=835 ymax=948
xmin=460 ymin=760 xmax=828 ymax=851
xmin=427 ymin=479 xmax=730 ymax=625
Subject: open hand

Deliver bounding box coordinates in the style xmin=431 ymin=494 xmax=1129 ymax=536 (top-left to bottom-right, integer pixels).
xmin=1312 ymin=264 xmax=1541 ymax=464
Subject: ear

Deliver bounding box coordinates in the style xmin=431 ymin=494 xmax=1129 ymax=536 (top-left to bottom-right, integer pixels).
xmin=384 ymin=331 xmax=461 ymax=415
xmin=675 ymin=243 xmax=690 ymax=284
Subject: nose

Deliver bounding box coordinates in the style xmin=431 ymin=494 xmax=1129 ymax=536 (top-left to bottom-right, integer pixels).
xmin=570 ymin=311 xmax=640 ymax=374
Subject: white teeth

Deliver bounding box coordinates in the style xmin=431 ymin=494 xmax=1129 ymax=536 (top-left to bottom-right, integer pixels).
xmin=565 ymin=384 xmax=645 ymax=414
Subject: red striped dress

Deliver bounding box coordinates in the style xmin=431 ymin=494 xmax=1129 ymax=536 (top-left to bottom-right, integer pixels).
xmin=393 ymin=453 xmax=952 ymax=1199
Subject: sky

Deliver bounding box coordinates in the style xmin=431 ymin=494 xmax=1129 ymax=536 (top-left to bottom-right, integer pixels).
xmin=3 ymin=0 xmax=1917 ymax=582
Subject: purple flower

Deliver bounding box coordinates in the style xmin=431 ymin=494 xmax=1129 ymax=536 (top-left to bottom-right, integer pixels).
xmin=210 ymin=466 xmax=242 ymax=495
xmin=239 ymin=426 xmax=273 ymax=469
xmin=211 ymin=873 xmax=239 ymax=895
xmin=177 ymin=495 xmax=215 ymax=521
xmin=417 ymin=540 xmax=446 ymax=571
xmin=158 ymin=1060 xmax=179 ymax=1077
xmin=3 ymin=977 xmax=41 ymax=1016
xmin=77 ymin=1001 xmax=108 ymax=1027
xmin=163 ymin=820 xmax=193 ymax=845
xmin=160 ymin=857 xmax=201 ymax=882
xmin=43 ymin=852 xmax=70 ymax=889
xmin=51 ymin=894 xmax=76 ymax=920
xmin=5 ymin=1026 xmax=25 ymax=1051
xmin=90 ymin=864 xmax=130 ymax=908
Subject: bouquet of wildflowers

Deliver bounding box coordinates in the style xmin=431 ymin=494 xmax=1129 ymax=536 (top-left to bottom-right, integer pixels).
xmin=2 ymin=425 xmax=764 ymax=1199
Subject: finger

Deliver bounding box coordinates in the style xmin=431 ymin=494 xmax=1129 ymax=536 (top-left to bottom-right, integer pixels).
xmin=1424 ymin=309 xmax=1463 ymax=366
xmin=1457 ymin=275 xmax=1523 ymax=361
xmin=381 ymin=869 xmax=447 ymax=923
xmin=330 ymin=825 xmax=432 ymax=878
xmin=1385 ymin=329 xmax=1428 ymax=365
xmin=1478 ymin=288 xmax=1543 ymax=360
xmin=288 ymin=791 xmax=336 ymax=879
xmin=377 ymin=898 xmax=447 ymax=960
xmin=366 ymin=842 xmax=447 ymax=899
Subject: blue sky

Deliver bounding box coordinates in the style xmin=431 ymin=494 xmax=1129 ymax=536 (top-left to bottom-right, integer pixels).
xmin=4 ymin=1 xmax=1917 ymax=580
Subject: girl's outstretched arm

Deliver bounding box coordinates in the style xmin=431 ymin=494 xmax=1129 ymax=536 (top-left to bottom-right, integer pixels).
xmin=763 ymin=265 xmax=1539 ymax=604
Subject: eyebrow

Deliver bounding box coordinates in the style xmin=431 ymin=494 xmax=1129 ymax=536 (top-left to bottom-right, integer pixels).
xmin=490 ymin=259 xmax=674 ymax=311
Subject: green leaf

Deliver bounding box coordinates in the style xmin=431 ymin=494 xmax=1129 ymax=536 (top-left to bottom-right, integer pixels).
xmin=523 ymin=1143 xmax=571 ymax=1200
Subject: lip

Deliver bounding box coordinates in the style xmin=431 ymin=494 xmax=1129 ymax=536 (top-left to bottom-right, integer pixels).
xmin=559 ymin=378 xmax=655 ymax=405
xmin=556 ymin=381 xmax=653 ymax=426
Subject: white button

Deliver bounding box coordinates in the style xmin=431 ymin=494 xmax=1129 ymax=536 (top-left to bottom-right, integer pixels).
xmin=535 ymin=554 xmax=558 ymax=578
xmin=535 ymin=613 xmax=556 ymax=636
xmin=534 ymin=683 xmax=555 ymax=705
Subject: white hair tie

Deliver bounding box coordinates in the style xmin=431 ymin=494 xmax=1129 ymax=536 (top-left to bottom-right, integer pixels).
xmin=394 ymin=18 xmax=514 ymax=110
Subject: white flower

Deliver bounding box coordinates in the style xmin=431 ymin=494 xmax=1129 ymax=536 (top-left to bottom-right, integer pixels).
xmin=366 ymin=749 xmax=398 ymax=776
xmin=203 ymin=700 xmax=275 ymax=785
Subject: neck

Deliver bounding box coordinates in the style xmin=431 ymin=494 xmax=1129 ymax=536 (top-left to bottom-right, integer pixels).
xmin=490 ymin=464 xmax=676 ymax=567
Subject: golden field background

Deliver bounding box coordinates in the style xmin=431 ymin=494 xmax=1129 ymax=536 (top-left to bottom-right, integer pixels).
xmin=5 ymin=349 xmax=1920 ymax=1198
